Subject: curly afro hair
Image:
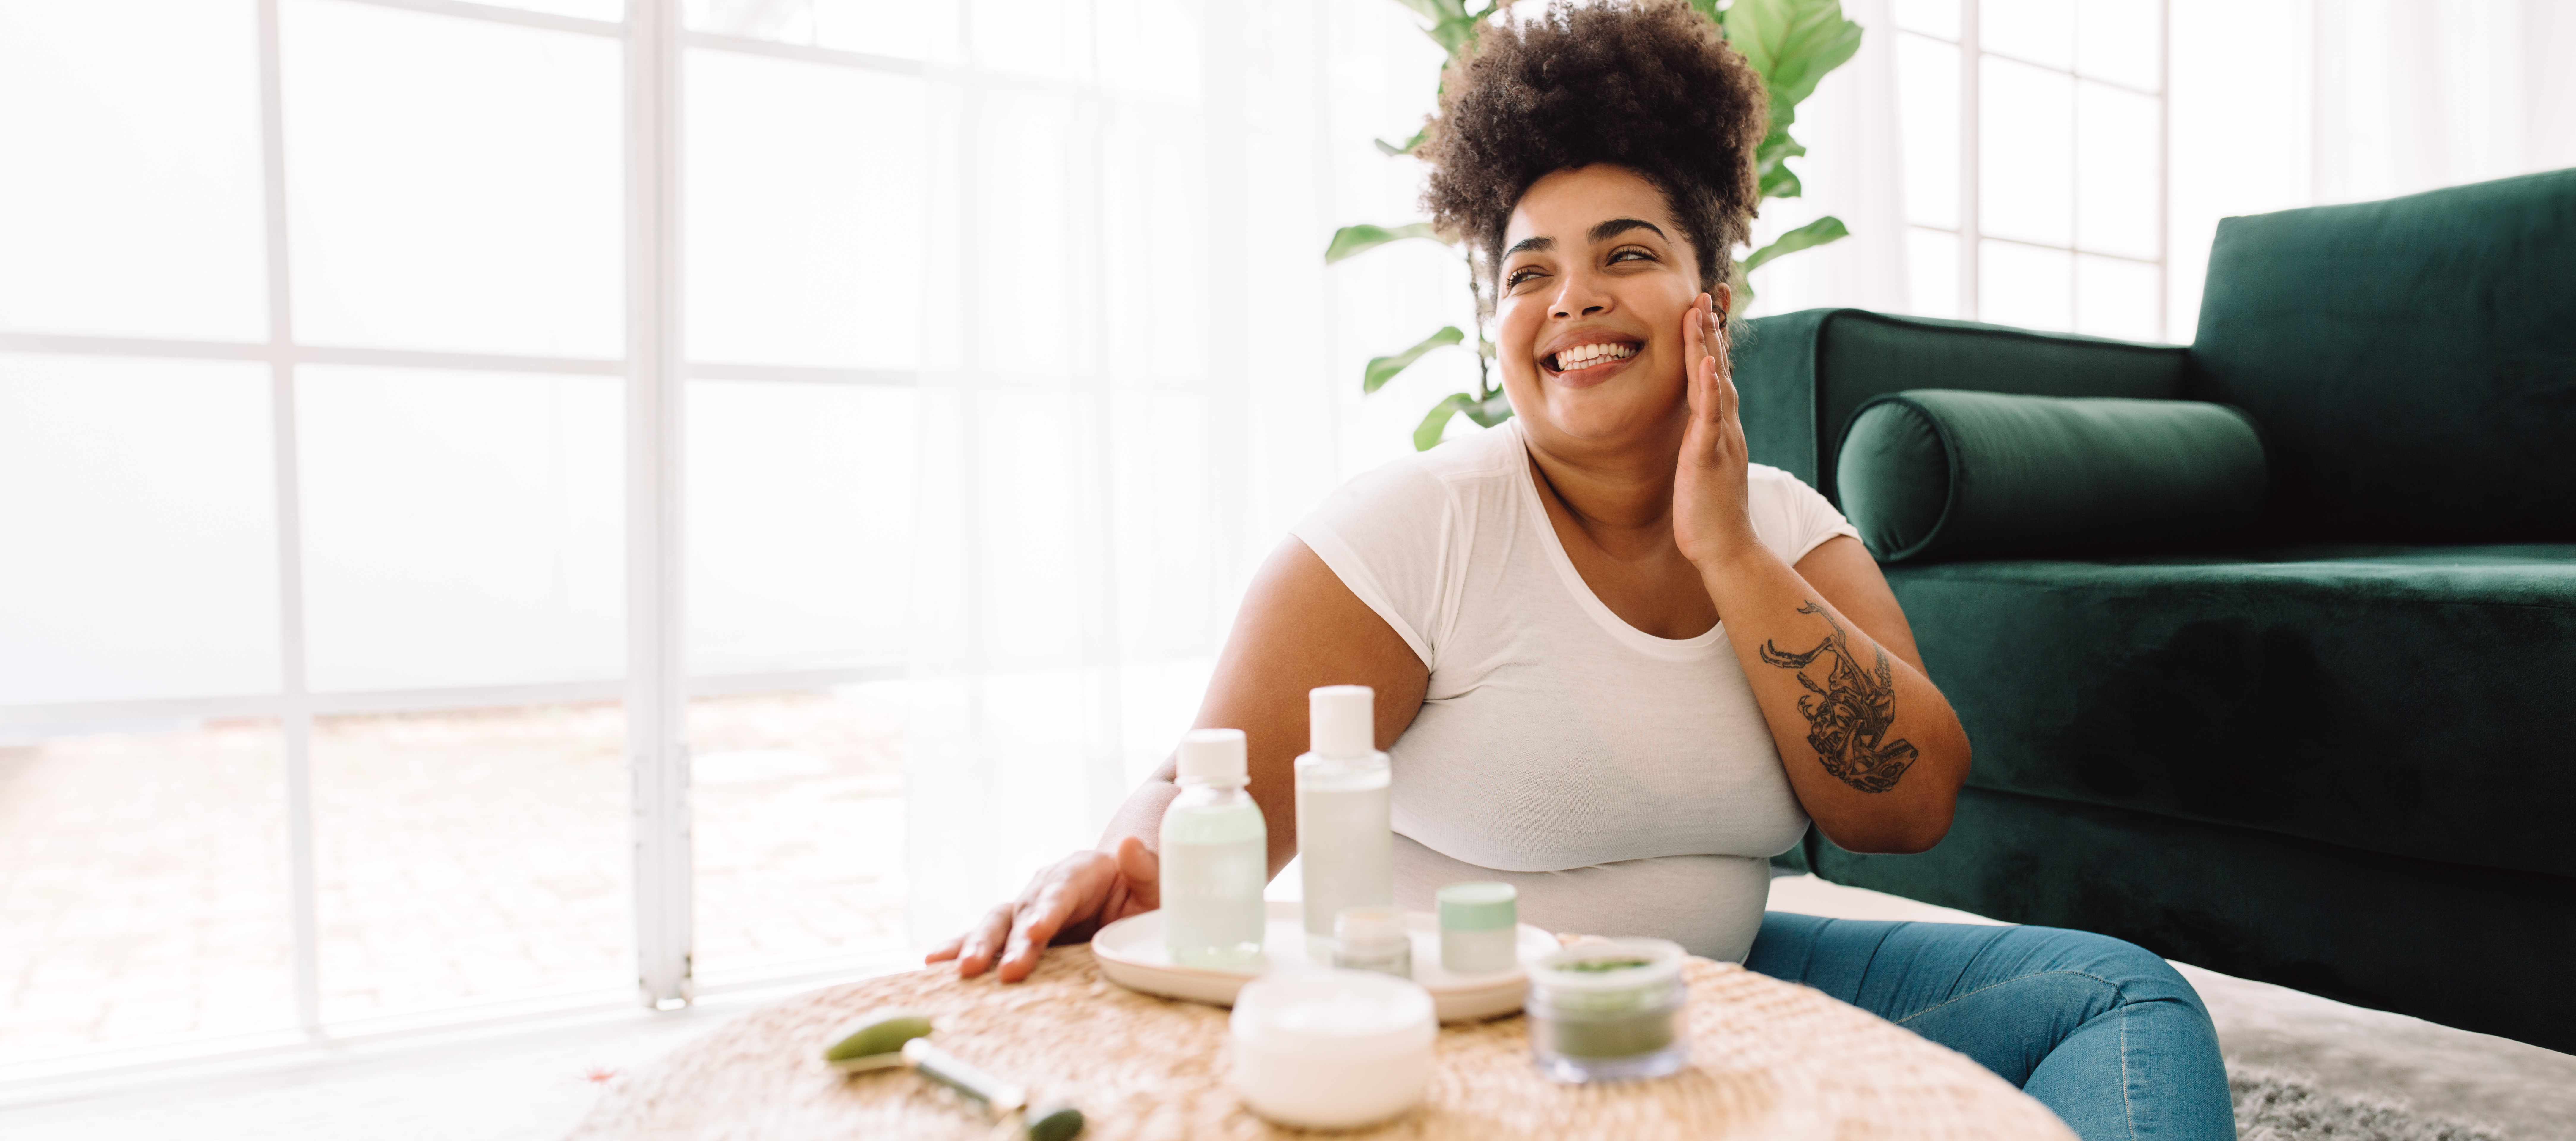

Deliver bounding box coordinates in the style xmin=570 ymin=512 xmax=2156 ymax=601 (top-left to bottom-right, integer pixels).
xmin=1418 ymin=0 xmax=1768 ymax=313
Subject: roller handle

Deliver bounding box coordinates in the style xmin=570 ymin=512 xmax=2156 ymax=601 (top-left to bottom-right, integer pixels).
xmin=902 ymin=1038 xmax=1027 ymax=1113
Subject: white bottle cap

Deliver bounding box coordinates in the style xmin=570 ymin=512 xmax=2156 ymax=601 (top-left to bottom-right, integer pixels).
xmin=1177 ymin=728 xmax=1248 ymax=783
xmin=1309 ymin=685 xmax=1375 ymax=757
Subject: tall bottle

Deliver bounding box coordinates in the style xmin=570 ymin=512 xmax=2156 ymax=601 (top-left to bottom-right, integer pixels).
xmin=1294 ymin=685 xmax=1394 ymax=948
xmin=1161 ymin=728 xmax=1268 ymax=968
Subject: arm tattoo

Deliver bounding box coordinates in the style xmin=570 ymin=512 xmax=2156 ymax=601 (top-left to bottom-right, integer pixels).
xmin=1757 ymin=600 xmax=1918 ymax=793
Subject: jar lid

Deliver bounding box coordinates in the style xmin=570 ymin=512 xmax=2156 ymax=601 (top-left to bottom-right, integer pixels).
xmin=1526 ymin=938 xmax=1685 ymax=992
xmin=1230 ymin=969 xmax=1436 ymax=1059
xmin=1436 ymin=881 xmax=1517 ymax=932
xmin=1333 ymin=906 xmax=1407 ymax=952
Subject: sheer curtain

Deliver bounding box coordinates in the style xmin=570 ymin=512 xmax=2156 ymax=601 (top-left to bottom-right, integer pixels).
xmin=2312 ymin=0 xmax=2575 ymax=204
xmin=1738 ymin=0 xmax=1912 ymax=319
xmin=901 ymin=0 xmax=1344 ymax=943
xmin=2166 ymin=0 xmax=2576 ymax=337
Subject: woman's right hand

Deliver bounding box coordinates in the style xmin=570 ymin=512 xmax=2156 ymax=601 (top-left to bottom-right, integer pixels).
xmin=924 ymin=834 xmax=1161 ymax=982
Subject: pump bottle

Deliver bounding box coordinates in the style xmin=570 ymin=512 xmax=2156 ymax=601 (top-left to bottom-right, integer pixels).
xmin=1293 ymin=685 xmax=1393 ymax=949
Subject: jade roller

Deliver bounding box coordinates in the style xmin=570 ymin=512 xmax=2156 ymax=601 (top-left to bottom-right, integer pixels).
xmin=823 ymin=1010 xmax=1085 ymax=1141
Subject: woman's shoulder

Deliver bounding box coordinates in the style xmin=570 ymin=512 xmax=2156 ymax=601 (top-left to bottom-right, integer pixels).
xmin=1744 ymin=463 xmax=1857 ymax=562
xmin=1745 ymin=461 xmax=1817 ymax=497
xmin=1314 ymin=423 xmax=1526 ymax=522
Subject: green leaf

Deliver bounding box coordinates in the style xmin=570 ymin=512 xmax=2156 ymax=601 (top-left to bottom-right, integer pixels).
xmin=1415 ymin=392 xmax=1476 ymax=450
xmin=1759 ymin=160 xmax=1804 ymax=201
xmin=1364 ymin=326 xmax=1465 ymax=393
xmin=1723 ymin=0 xmax=1864 ymax=113
xmin=1373 ymin=125 xmax=1430 ymax=157
xmin=1742 ymin=215 xmax=1850 ymax=275
xmin=1461 ymin=390 xmax=1515 ymax=428
xmin=1325 ymin=221 xmax=1446 ymax=264
xmin=1389 ymin=0 xmax=1454 ymax=21
xmin=1425 ymin=14 xmax=1481 ymax=56
xmin=1753 ymin=121 xmax=1811 ymax=203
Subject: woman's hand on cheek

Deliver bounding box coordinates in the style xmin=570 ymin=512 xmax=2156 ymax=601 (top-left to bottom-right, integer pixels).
xmin=1672 ymin=292 xmax=1759 ymax=569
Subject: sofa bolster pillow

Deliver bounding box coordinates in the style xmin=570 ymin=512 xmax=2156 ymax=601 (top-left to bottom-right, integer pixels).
xmin=1835 ymin=390 xmax=2268 ymax=563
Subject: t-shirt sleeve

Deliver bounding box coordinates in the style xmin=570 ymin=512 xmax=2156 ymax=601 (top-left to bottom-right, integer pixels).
xmin=1748 ymin=464 xmax=1862 ymax=566
xmin=1288 ymin=461 xmax=1453 ymax=670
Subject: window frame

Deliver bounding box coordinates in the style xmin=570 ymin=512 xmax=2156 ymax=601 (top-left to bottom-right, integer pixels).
xmin=0 ymin=0 xmax=928 ymax=1060
xmin=1897 ymin=0 xmax=2172 ymax=340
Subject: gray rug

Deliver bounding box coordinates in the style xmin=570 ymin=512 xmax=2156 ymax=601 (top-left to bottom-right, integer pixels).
xmin=2233 ymin=1064 xmax=2506 ymax=1141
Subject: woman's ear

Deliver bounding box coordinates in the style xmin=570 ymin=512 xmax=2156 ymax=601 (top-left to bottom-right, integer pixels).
xmin=1714 ymin=282 xmax=1734 ymax=328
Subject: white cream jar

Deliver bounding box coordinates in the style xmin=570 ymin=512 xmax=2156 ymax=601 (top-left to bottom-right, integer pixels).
xmin=1228 ymin=968 xmax=1437 ymax=1129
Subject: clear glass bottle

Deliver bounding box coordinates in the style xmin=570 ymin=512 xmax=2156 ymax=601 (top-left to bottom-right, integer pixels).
xmin=1295 ymin=686 xmax=1393 ymax=953
xmin=1161 ymin=728 xmax=1267 ymax=968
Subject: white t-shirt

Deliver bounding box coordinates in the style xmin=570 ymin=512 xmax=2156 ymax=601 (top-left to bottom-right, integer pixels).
xmin=1290 ymin=418 xmax=1861 ymax=961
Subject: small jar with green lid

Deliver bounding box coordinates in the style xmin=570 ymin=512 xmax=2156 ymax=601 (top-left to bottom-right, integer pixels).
xmin=1435 ymin=881 xmax=1518 ymax=975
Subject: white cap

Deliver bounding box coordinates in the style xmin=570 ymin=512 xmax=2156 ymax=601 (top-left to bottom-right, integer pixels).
xmin=1177 ymin=728 xmax=1248 ymax=783
xmin=1309 ymin=685 xmax=1375 ymax=757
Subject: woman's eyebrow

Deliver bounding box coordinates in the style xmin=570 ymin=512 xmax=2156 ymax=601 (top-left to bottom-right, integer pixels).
xmin=1589 ymin=218 xmax=1666 ymax=243
xmin=1504 ymin=235 xmax=1554 ymax=258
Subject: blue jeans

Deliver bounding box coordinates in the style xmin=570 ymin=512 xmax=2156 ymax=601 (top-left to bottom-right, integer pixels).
xmin=1745 ymin=913 xmax=2235 ymax=1140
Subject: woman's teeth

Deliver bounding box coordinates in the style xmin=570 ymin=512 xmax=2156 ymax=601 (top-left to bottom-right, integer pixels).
xmin=1550 ymin=342 xmax=1636 ymax=371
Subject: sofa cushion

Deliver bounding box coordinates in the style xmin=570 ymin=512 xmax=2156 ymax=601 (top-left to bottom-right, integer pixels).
xmin=1836 ymin=390 xmax=2266 ymax=563
xmin=1734 ymin=308 xmax=2188 ymax=506
xmin=2190 ymin=168 xmax=2576 ymax=543
xmin=1884 ymin=544 xmax=2576 ymax=878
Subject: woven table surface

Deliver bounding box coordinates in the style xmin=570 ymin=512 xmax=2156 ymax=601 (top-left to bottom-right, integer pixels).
xmin=568 ymin=944 xmax=2074 ymax=1140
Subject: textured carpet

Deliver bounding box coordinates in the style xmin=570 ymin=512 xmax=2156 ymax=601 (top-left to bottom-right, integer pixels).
xmin=2232 ymin=1065 xmax=2505 ymax=1141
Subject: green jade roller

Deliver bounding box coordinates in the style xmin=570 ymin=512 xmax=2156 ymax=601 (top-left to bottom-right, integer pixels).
xmin=823 ymin=1009 xmax=1084 ymax=1141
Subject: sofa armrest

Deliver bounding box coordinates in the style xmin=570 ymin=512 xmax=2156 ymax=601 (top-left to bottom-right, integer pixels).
xmin=1733 ymin=308 xmax=2190 ymax=506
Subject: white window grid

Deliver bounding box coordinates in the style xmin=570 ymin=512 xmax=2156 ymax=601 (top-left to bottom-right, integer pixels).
xmin=0 ymin=0 xmax=932 ymax=1056
xmin=1900 ymin=0 xmax=2172 ymax=340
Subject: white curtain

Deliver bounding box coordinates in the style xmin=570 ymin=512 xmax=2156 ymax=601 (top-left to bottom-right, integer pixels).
xmin=2166 ymin=0 xmax=2576 ymax=337
xmin=2311 ymin=0 xmax=2573 ymax=205
xmin=1738 ymin=0 xmax=1912 ymax=319
xmin=900 ymin=0 xmax=1346 ymax=944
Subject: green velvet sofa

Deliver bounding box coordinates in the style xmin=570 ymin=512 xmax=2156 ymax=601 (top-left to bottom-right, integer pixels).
xmin=1738 ymin=168 xmax=2576 ymax=1053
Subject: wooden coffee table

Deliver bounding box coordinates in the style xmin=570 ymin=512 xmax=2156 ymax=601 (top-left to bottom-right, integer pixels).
xmin=569 ymin=944 xmax=2074 ymax=1140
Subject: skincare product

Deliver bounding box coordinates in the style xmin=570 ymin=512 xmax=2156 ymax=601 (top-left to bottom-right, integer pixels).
xmin=1524 ymin=938 xmax=1690 ymax=1083
xmin=1436 ymin=882 xmax=1518 ymax=975
xmin=1159 ymin=728 xmax=1267 ymax=968
xmin=1229 ymin=969 xmax=1436 ymax=1129
xmin=1330 ymin=906 xmax=1411 ymax=978
xmin=1294 ymin=686 xmax=1392 ymax=950
xmin=819 ymin=1010 xmax=1085 ymax=1141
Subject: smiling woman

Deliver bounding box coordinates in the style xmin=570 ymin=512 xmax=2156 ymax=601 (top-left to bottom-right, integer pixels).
xmin=933 ymin=3 xmax=2234 ymax=1137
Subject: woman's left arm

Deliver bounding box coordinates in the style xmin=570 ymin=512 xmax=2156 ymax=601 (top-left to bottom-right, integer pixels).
xmin=1672 ymin=294 xmax=1971 ymax=853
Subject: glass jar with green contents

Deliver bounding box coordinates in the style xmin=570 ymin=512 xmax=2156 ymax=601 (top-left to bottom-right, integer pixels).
xmin=1524 ymin=938 xmax=1688 ymax=1083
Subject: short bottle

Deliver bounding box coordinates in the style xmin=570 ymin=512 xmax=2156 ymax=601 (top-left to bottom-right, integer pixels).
xmin=1295 ymin=686 xmax=1394 ymax=951
xmin=1331 ymin=906 xmax=1412 ymax=978
xmin=1436 ymin=881 xmax=1519 ymax=975
xmin=1160 ymin=728 xmax=1268 ymax=969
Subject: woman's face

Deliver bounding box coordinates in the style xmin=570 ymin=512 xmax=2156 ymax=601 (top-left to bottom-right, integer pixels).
xmin=1492 ymin=163 xmax=1715 ymax=454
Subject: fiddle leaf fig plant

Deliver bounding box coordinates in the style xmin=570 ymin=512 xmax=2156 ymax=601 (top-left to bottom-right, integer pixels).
xmin=1331 ymin=0 xmax=1862 ymax=450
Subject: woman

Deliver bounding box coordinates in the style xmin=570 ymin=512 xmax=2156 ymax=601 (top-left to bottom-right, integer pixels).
xmin=930 ymin=3 xmax=2231 ymax=1136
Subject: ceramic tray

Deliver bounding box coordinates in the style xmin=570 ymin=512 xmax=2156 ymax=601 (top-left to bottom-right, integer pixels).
xmin=1090 ymin=900 xmax=1554 ymax=1023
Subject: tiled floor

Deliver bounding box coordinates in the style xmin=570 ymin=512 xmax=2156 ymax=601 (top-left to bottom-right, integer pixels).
xmin=0 ymin=688 xmax=908 ymax=1067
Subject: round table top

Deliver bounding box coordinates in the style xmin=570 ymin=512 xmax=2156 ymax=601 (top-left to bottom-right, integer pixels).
xmin=569 ymin=944 xmax=2074 ymax=1141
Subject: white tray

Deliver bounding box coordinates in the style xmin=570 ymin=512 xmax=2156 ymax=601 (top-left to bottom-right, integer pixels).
xmin=1090 ymin=900 xmax=1553 ymax=1023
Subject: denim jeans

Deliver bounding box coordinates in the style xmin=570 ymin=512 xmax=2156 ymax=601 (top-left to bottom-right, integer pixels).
xmin=1744 ymin=912 xmax=2236 ymax=1140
